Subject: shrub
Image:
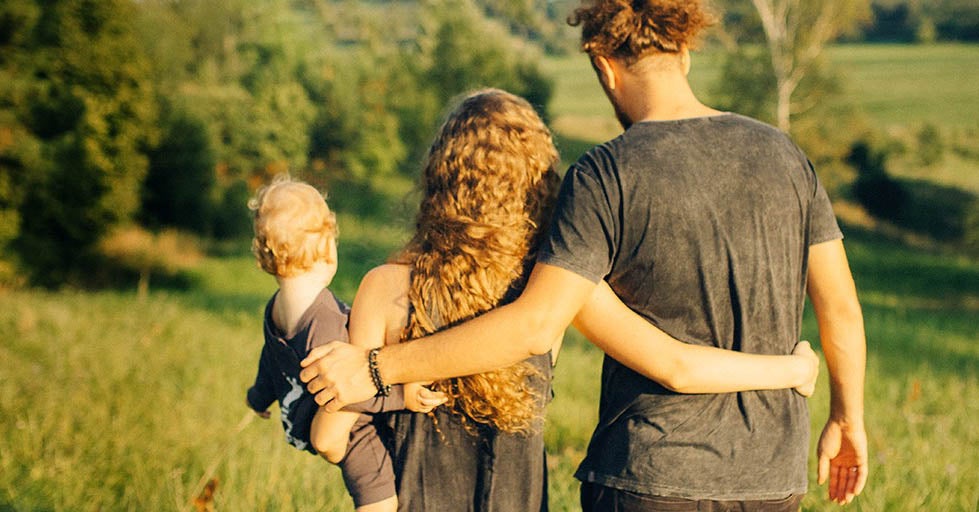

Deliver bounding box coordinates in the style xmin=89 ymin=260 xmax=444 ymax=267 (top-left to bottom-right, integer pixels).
xmin=849 ymin=138 xmax=908 ymax=222
xmin=98 ymin=226 xmax=203 ymax=297
xmin=916 ymin=123 xmax=944 ymax=166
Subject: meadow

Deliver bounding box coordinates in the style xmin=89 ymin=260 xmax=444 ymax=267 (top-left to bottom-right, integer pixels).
xmin=2 ymin=44 xmax=979 ymax=511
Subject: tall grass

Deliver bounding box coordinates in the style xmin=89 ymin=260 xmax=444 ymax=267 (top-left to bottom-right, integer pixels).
xmin=2 ymin=221 xmax=976 ymax=510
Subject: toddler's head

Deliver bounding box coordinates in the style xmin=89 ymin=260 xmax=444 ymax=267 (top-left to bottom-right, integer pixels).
xmin=249 ymin=175 xmax=338 ymax=278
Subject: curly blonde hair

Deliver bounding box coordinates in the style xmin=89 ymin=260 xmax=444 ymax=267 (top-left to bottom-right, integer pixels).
xmin=250 ymin=175 xmax=338 ymax=278
xmin=569 ymin=0 xmax=717 ymax=64
xmin=395 ymin=89 xmax=560 ymax=434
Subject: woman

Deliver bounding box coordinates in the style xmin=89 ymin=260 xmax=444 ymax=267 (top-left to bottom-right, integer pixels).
xmin=344 ymin=89 xmax=817 ymax=511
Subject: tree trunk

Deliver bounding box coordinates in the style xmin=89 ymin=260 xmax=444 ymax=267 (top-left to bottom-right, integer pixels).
xmin=775 ymin=79 xmax=793 ymax=132
xmin=137 ymin=269 xmax=149 ymax=300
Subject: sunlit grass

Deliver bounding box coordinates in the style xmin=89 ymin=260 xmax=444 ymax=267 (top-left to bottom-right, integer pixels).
xmin=2 ymin=222 xmax=976 ymax=510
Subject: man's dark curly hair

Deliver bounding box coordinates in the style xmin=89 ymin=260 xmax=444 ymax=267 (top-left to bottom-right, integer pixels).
xmin=569 ymin=0 xmax=716 ymax=64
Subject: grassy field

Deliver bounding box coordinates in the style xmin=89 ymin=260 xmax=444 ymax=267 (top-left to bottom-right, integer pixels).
xmin=543 ymin=43 xmax=979 ymax=162
xmin=3 ymin=44 xmax=979 ymax=511
xmin=2 ymin=216 xmax=977 ymax=511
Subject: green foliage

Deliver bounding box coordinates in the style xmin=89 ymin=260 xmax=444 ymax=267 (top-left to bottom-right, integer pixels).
xmin=98 ymin=226 xmax=203 ymax=297
xmin=916 ymin=123 xmax=944 ymax=166
xmin=848 ymin=134 xmax=978 ymax=250
xmin=304 ymin=49 xmax=408 ymax=182
xmin=712 ymin=0 xmax=979 ymax=42
xmin=211 ymin=179 xmax=253 ymax=241
xmin=475 ymin=0 xmax=577 ymax=53
xmin=849 ymin=138 xmax=909 ymax=221
xmin=711 ymin=46 xmax=776 ymax=123
xmin=929 ymin=0 xmax=979 ymax=41
xmin=391 ymin=0 xmax=554 ymax=174
xmin=141 ymin=110 xmax=217 ymax=235
xmin=1 ymin=0 xmax=157 ymax=286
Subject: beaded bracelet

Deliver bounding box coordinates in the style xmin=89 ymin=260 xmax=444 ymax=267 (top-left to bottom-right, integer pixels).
xmin=368 ymin=348 xmax=391 ymax=397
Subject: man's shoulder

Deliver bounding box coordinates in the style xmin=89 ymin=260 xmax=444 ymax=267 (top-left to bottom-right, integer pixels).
xmin=719 ymin=113 xmax=800 ymax=149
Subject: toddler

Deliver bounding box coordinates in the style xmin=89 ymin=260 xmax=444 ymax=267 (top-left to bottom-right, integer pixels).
xmin=245 ymin=176 xmax=442 ymax=511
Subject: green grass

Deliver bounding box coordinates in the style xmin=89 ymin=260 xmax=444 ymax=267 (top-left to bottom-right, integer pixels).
xmin=3 ymin=43 xmax=979 ymax=511
xmin=543 ymin=43 xmax=979 ymax=150
xmin=827 ymin=44 xmax=979 ymax=130
xmin=2 ymin=222 xmax=977 ymax=511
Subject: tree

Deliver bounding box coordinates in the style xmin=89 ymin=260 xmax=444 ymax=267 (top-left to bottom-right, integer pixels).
xmin=749 ymin=0 xmax=870 ymax=131
xmin=141 ymin=111 xmax=216 ymax=235
xmin=2 ymin=0 xmax=157 ymax=286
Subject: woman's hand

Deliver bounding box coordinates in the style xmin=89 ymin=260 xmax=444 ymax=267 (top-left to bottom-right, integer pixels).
xmin=792 ymin=341 xmax=820 ymax=397
xmin=404 ymin=382 xmax=448 ymax=413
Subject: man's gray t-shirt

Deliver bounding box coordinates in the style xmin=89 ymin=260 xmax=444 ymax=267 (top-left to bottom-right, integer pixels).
xmin=539 ymin=113 xmax=842 ymax=500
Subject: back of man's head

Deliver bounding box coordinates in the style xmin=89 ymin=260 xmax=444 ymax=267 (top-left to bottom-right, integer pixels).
xmin=569 ymin=0 xmax=716 ymax=65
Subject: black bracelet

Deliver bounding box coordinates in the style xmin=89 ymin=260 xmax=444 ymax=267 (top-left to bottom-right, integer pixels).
xmin=368 ymin=348 xmax=391 ymax=397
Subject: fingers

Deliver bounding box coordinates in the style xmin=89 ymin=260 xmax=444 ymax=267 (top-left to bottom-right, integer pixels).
xmin=322 ymin=393 xmax=346 ymax=413
xmin=829 ymin=464 xmax=850 ymax=504
xmin=300 ymin=342 xmax=341 ymax=369
xmin=408 ymin=386 xmax=448 ymax=413
xmin=792 ymin=340 xmax=812 ymax=355
xmin=854 ymin=463 xmax=869 ymax=498
xmin=817 ymin=452 xmax=831 ymax=485
xmin=417 ymin=387 xmax=447 ymax=400
xmin=418 ymin=393 xmax=447 ymax=409
xmin=795 ymin=381 xmax=815 ymax=398
xmin=299 ymin=343 xmax=342 ymax=385
xmin=843 ymin=465 xmax=859 ymax=504
xmin=313 ymin=387 xmax=337 ymax=407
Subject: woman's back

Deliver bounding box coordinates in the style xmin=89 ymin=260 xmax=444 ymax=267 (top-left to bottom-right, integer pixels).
xmin=349 ymin=263 xmax=550 ymax=512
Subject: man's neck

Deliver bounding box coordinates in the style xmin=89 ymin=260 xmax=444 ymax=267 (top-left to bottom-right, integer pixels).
xmin=620 ymin=67 xmax=722 ymax=124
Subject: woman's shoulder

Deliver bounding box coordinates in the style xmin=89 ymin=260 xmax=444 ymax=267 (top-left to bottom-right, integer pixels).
xmin=357 ymin=264 xmax=411 ymax=302
xmin=362 ymin=263 xmax=411 ymax=286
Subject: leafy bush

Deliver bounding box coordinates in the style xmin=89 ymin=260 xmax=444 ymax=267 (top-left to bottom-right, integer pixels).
xmin=916 ymin=123 xmax=944 ymax=166
xmin=1 ymin=0 xmax=157 ymax=287
xmin=141 ymin=110 xmax=217 ymax=235
xmin=849 ymin=138 xmax=909 ymax=222
xmin=98 ymin=226 xmax=203 ymax=297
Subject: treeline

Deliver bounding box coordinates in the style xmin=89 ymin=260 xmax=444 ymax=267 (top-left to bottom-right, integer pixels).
xmin=543 ymin=0 xmax=979 ymax=46
xmin=858 ymin=0 xmax=979 ymax=43
xmin=0 ymin=0 xmax=552 ymax=287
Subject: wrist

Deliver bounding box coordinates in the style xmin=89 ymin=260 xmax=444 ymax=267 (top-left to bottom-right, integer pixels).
xmin=790 ymin=353 xmax=816 ymax=386
xmin=828 ymin=412 xmax=865 ymax=430
xmin=368 ymin=347 xmax=392 ymax=397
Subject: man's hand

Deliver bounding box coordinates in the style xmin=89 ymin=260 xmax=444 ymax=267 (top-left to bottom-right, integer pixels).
xmin=817 ymin=419 xmax=868 ymax=505
xmin=299 ymin=342 xmax=376 ymax=412
xmin=791 ymin=341 xmax=819 ymax=397
xmin=404 ymin=382 xmax=448 ymax=413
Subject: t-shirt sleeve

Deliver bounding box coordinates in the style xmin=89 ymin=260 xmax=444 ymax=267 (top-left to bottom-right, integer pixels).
xmin=538 ymin=153 xmax=618 ymax=283
xmin=806 ymin=159 xmax=843 ymax=245
xmin=342 ymin=385 xmax=406 ymax=413
xmin=246 ymin=344 xmax=276 ymax=412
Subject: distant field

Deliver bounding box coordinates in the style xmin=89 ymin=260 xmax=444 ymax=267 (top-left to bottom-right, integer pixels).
xmin=543 ymin=43 xmax=979 ymax=198
xmin=542 ymin=43 xmax=979 ymax=151
xmin=827 ymin=44 xmax=979 ymax=130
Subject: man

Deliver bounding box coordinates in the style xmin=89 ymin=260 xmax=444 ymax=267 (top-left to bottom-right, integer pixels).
xmin=301 ymin=1 xmax=867 ymax=508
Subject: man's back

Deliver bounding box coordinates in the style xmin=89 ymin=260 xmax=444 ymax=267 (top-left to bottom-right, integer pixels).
xmin=541 ymin=113 xmax=842 ymax=499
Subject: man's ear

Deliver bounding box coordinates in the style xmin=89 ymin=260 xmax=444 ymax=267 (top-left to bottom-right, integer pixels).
xmin=592 ymin=55 xmax=617 ymax=91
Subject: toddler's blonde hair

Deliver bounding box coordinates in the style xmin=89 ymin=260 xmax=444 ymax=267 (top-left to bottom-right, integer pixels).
xmin=249 ymin=175 xmax=338 ymax=277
